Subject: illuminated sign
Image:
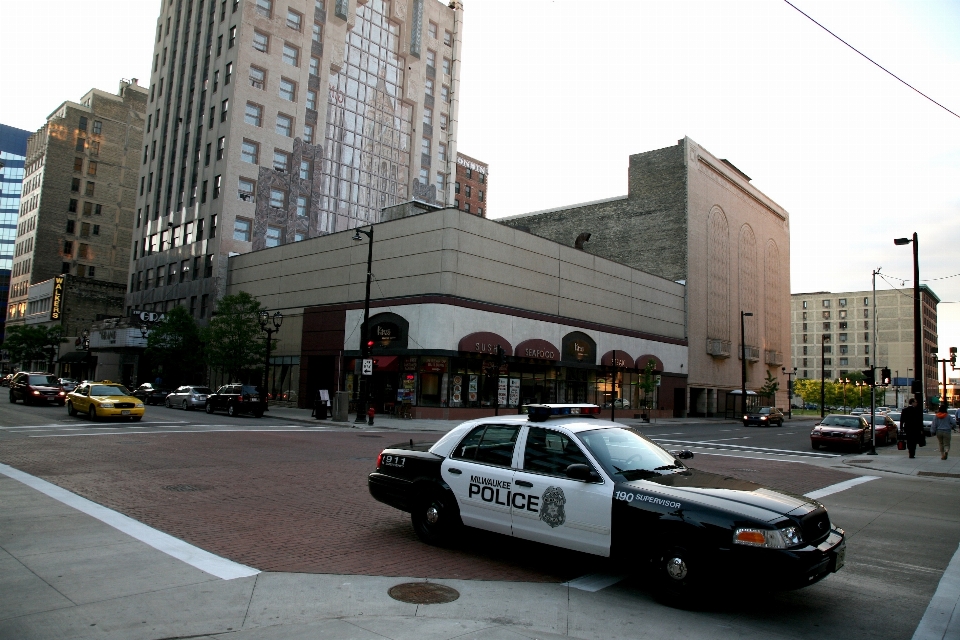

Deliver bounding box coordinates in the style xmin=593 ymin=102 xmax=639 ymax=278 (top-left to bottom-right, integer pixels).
xmin=50 ymin=276 xmax=65 ymax=321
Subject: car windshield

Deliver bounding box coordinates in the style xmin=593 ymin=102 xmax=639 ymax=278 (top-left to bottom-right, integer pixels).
xmin=757 ymin=407 xmax=772 ymax=414
xmin=192 ymin=387 xmax=213 ymax=394
xmin=29 ymin=375 xmax=60 ymax=385
xmin=820 ymin=416 xmax=863 ymax=428
xmin=868 ymin=416 xmax=887 ymax=425
xmin=241 ymin=386 xmax=260 ymax=394
xmin=577 ymin=427 xmax=683 ymax=481
xmin=90 ymin=385 xmax=130 ymax=396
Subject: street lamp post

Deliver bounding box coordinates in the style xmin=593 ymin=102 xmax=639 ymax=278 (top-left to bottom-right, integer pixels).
xmin=837 ymin=378 xmax=849 ymax=412
xmin=741 ymin=311 xmax=753 ymax=416
xmin=856 ymin=380 xmax=864 ymax=409
xmin=353 ymin=225 xmax=374 ymax=423
xmin=258 ymin=310 xmax=283 ymax=401
xmin=894 ymin=233 xmax=922 ymax=408
xmin=820 ymin=333 xmax=829 ymax=419
xmin=782 ymin=366 xmax=796 ymax=419
xmin=934 ymin=348 xmax=957 ymax=408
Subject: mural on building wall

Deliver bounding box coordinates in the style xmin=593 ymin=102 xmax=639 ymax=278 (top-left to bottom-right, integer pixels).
xmin=253 ymin=138 xmax=324 ymax=250
xmin=707 ymin=206 xmax=730 ymax=343
xmin=739 ymin=224 xmax=758 ymax=348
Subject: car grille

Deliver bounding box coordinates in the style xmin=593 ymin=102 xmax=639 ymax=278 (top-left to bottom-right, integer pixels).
xmin=800 ymin=507 xmax=831 ymax=545
xmin=114 ymin=402 xmax=136 ymax=409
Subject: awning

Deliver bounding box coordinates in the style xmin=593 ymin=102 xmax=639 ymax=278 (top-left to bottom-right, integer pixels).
xmin=58 ymin=351 xmax=91 ymax=363
xmin=371 ymin=356 xmax=399 ymax=371
xmin=635 ymin=354 xmax=664 ymax=373
xmin=600 ymin=351 xmax=635 ymax=368
xmin=458 ymin=332 xmax=512 ymax=356
xmin=514 ymin=339 xmax=560 ymax=362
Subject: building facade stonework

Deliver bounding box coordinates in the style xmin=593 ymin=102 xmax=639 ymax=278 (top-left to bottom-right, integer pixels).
xmin=454 ymin=152 xmax=487 ymax=217
xmin=499 ymin=137 xmax=792 ymax=415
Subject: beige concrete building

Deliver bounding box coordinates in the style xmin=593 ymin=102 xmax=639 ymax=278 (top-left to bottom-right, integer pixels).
xmin=791 ymin=286 xmax=940 ymax=407
xmin=499 ymin=138 xmax=792 ymax=415
xmin=225 ymin=207 xmax=688 ymax=418
xmin=126 ymin=0 xmax=462 ymax=317
xmin=6 ymin=81 xmax=147 ymax=325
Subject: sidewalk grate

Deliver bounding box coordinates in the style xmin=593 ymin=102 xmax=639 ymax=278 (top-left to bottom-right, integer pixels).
xmin=918 ymin=472 xmax=960 ymax=479
xmin=388 ymin=582 xmax=459 ymax=604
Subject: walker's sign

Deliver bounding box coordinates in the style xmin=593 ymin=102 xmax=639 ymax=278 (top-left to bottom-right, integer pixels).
xmin=50 ymin=276 xmax=65 ymax=321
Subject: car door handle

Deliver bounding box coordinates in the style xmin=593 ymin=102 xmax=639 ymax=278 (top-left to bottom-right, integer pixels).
xmin=515 ymin=480 xmax=533 ymax=488
xmin=448 ymin=468 xmax=462 ymax=475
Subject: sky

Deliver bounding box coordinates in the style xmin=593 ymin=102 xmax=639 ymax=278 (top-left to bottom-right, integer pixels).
xmin=1 ymin=0 xmax=958 ymax=381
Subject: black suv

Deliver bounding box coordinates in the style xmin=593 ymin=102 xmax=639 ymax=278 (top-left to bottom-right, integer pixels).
xmin=204 ymin=384 xmax=266 ymax=417
xmin=9 ymin=372 xmax=66 ymax=405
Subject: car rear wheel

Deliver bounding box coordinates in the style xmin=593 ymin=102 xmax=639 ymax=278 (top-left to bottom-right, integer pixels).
xmin=227 ymin=404 xmax=237 ymax=417
xmin=165 ymin=398 xmax=172 ymax=408
xmin=205 ymin=402 xmax=214 ymax=414
xmin=411 ymin=490 xmax=461 ymax=546
xmin=67 ymin=401 xmax=77 ymax=417
xmin=89 ymin=406 xmax=98 ymax=421
xmin=182 ymin=400 xmax=189 ymax=411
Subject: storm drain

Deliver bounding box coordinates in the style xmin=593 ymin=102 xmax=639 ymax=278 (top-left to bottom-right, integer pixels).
xmin=919 ymin=471 xmax=960 ymax=479
xmin=388 ymin=582 xmax=460 ymax=604
xmin=162 ymin=484 xmax=214 ymax=492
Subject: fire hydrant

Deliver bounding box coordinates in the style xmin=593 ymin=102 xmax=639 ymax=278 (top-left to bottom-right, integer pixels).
xmin=367 ymin=405 xmax=375 ymax=426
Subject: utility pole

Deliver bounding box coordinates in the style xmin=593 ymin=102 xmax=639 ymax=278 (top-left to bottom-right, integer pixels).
xmin=867 ymin=268 xmax=879 ymax=455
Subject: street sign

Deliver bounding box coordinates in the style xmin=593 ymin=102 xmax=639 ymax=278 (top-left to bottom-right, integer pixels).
xmin=655 ymin=375 xmax=662 ymax=387
xmin=361 ymin=359 xmax=373 ymax=375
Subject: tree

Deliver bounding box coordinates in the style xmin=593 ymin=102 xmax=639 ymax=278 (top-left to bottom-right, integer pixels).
xmin=145 ymin=306 xmax=205 ymax=386
xmin=638 ymin=360 xmax=657 ymax=409
xmin=202 ymin=292 xmax=266 ymax=383
xmin=2 ymin=325 xmax=66 ymax=371
xmin=759 ymin=370 xmax=780 ymax=398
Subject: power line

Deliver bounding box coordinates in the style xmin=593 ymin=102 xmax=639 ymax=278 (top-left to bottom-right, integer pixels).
xmin=783 ymin=0 xmax=960 ymax=120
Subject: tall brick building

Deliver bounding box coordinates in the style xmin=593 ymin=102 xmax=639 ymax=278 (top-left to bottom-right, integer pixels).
xmin=126 ymin=0 xmax=463 ymax=317
xmin=500 ymin=137 xmax=792 ymax=416
xmin=453 ymin=152 xmax=486 ymax=217
xmin=5 ymin=81 xmax=147 ymax=326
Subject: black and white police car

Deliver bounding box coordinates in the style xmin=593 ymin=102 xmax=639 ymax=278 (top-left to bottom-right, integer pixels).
xmin=368 ymin=404 xmax=846 ymax=596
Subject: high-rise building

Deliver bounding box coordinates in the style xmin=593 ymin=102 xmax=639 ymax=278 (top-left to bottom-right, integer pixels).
xmin=0 ymin=124 xmax=31 ymax=351
xmin=5 ymin=81 xmax=148 ymax=327
xmin=790 ymin=287 xmax=939 ymax=406
xmin=125 ymin=0 xmax=463 ymax=316
xmin=453 ymin=152 xmax=486 ymax=217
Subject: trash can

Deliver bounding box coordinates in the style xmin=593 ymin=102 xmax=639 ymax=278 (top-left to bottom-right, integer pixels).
xmin=332 ymin=391 xmax=350 ymax=422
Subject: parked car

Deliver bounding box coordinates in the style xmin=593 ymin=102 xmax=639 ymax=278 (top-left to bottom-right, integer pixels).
xmin=165 ymin=385 xmax=213 ymax=410
xmin=743 ymin=406 xmax=785 ymax=427
xmin=9 ymin=372 xmax=66 ymax=406
xmin=66 ymin=381 xmax=144 ymax=421
xmin=850 ymin=408 xmax=866 ymax=416
xmin=1 ymin=373 xmax=13 ymax=387
xmin=811 ymin=414 xmax=872 ymax=451
xmin=601 ymin=399 xmax=631 ymax=409
xmin=887 ymin=411 xmax=902 ymax=425
xmin=922 ymin=413 xmax=937 ymax=437
xmin=131 ymin=383 xmax=173 ymax=406
xmin=58 ymin=378 xmax=79 ymax=393
xmin=865 ymin=414 xmax=898 ymax=446
xmin=204 ymin=384 xmax=266 ymax=417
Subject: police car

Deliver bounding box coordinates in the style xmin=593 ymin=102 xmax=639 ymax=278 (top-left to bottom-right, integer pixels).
xmin=368 ymin=404 xmax=846 ymax=596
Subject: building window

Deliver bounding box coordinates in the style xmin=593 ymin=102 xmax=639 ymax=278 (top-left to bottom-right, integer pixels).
xmin=426 ymin=49 xmax=436 ymax=71
xmin=213 ymin=69 xmax=220 ymax=91
xmin=93 ymin=224 xmax=100 ymax=236
xmin=454 ymin=181 xmax=460 ymax=194
xmin=190 ymin=296 xmax=197 ymax=316
xmin=234 ymin=218 xmax=252 ymax=241
xmin=802 ymin=358 xmax=808 ymax=367
xmin=217 ymin=136 xmax=226 ymax=160
xmin=306 ymin=89 xmax=317 ymax=110
xmin=477 ymin=207 xmax=483 ymax=216
xmin=273 ymin=150 xmax=290 ymax=172
xmin=64 ymin=241 xmax=74 ymax=255
xmin=300 ymin=159 xmax=312 ymax=180
xmin=312 ymin=22 xmax=322 ymax=44
xmin=167 ymin=264 xmax=176 ymax=285
xmin=864 ymin=297 xmax=869 ymax=306
xmin=204 ymin=255 xmax=214 ymax=278
xmin=241 ymin=140 xmax=259 ymax=164
xmin=201 ymin=294 xmax=209 ymax=318
xmin=74 ymin=157 xmax=84 ymax=171
xmin=269 ymin=188 xmax=286 ymax=208
xmin=425 ymin=79 xmax=433 ymax=96
xmin=249 ymin=66 xmax=266 ymax=89
xmin=213 ymin=175 xmax=222 ymax=199
xmin=287 ymin=9 xmax=302 ymax=30
xmin=864 ymin=345 xmax=869 ymax=354
xmin=839 ymin=298 xmax=847 ymax=307
xmin=279 ymin=78 xmax=296 ymax=101
xmin=210 ymin=214 xmax=217 ymax=238
xmin=802 ymin=334 xmax=808 ymax=343
xmin=282 ymin=44 xmax=299 ymax=67
xmin=439 ymin=113 xmax=448 ymax=130
xmin=221 ymin=99 xmax=229 ymax=122
xmin=145 ymin=269 xmax=153 ymax=289
xmin=478 ymin=190 xmax=484 ymax=201
xmin=69 ymin=199 xmax=78 ymax=212
xmin=802 ymin=346 xmax=808 ymax=355
xmin=839 ymin=333 xmax=847 ymax=342
xmin=423 ymin=107 xmax=432 ymax=126
xmin=265 ymin=226 xmax=282 ymax=247
xmin=839 ymin=345 xmax=848 ymax=354
xmin=443 ymin=29 xmax=452 ymax=46
xmin=295 ymin=232 xmax=305 ymax=242
xmin=309 ymin=56 xmax=320 ymax=76
xmin=802 ymin=301 xmax=808 ymax=309
xmin=436 ymin=172 xmax=445 ymax=194
xmin=297 ymin=195 xmax=307 ymax=217
xmin=839 ymin=309 xmax=847 ymax=319
xmin=79 ymin=116 xmax=88 ymax=131
xmin=822 ymin=310 xmax=830 ymax=319
xmin=245 ymin=102 xmax=263 ymax=126
xmin=303 ymin=123 xmax=314 ymax=143
xmin=465 ymin=168 xmax=472 ymax=179
xmin=255 ymin=0 xmax=272 ymax=18
xmin=823 ymin=322 xmax=830 ymax=330
xmin=823 ymin=358 xmax=832 ymax=366
xmin=839 ymin=321 xmax=847 ymax=330
xmin=276 ymin=113 xmax=293 ymax=137
xmin=71 ymin=178 xmax=81 ymax=192
xmin=85 ymin=182 xmax=95 ymax=196
xmin=429 ymin=21 xmax=438 ymax=39
xmin=440 ymin=85 xmax=449 ymax=103
xmin=239 ymin=177 xmax=255 ymax=201
xmin=438 ymin=143 xmax=446 ymax=162
xmin=253 ymin=30 xmax=269 ymax=53
xmin=66 ymin=220 xmax=75 ymax=234
xmin=229 ymin=25 xmax=237 ymax=48
xmin=864 ymin=321 xmax=869 ymax=330
xmin=421 ymin=137 xmax=430 ymax=156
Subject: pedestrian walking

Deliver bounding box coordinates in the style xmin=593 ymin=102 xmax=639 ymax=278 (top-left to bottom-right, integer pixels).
xmin=900 ymin=398 xmax=926 ymax=459
xmin=931 ymin=405 xmax=952 ymax=460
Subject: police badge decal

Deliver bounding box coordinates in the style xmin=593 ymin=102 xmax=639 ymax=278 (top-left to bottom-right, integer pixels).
xmin=539 ymin=486 xmax=566 ymax=528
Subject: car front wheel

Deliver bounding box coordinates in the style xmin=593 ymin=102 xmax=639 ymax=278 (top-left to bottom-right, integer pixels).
xmin=89 ymin=406 xmax=98 ymax=421
xmin=227 ymin=404 xmax=237 ymax=417
xmin=9 ymin=391 xmax=16 ymax=403
xmin=165 ymin=398 xmax=172 ymax=408
xmin=67 ymin=401 xmax=77 ymax=417
xmin=182 ymin=400 xmax=189 ymax=410
xmin=205 ymin=402 xmax=214 ymax=414
xmin=656 ymin=546 xmax=701 ymax=602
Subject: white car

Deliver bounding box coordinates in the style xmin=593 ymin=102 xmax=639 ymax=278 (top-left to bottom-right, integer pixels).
xmin=165 ymin=385 xmax=213 ymax=410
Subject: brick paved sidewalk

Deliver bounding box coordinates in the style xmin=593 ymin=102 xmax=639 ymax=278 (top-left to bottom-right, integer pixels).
xmin=0 ymin=430 xmax=858 ymax=582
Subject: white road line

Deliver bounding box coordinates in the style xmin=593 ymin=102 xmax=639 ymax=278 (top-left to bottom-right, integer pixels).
xmin=698 ymin=437 xmax=752 ymax=442
xmin=913 ymin=539 xmax=960 ymax=640
xmin=29 ymin=428 xmax=329 ymax=437
xmin=0 ymin=462 xmax=259 ymax=581
xmin=804 ymin=476 xmax=880 ymax=499
xmin=563 ymin=573 xmax=625 ymax=592
xmin=657 ymin=439 xmax=841 ymax=457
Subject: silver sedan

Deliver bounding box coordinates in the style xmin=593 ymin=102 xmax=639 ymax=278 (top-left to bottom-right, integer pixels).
xmin=165 ymin=386 xmax=213 ymax=410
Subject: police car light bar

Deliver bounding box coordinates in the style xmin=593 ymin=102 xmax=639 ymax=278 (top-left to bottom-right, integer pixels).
xmin=524 ymin=404 xmax=602 ymax=422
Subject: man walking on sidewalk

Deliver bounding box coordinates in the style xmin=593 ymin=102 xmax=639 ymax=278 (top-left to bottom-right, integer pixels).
xmin=900 ymin=398 xmax=925 ymax=459
xmin=931 ymin=405 xmax=952 ymax=460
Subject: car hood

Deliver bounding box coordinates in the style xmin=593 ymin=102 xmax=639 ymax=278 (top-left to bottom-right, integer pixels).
xmin=620 ymin=468 xmax=818 ymax=522
xmin=29 ymin=385 xmax=63 ymax=391
xmin=90 ymin=395 xmax=140 ymax=403
xmin=814 ymin=425 xmax=861 ymax=431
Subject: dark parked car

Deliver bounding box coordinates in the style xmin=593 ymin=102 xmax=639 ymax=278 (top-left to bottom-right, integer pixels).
xmin=132 ymin=383 xmax=173 ymax=406
xmin=204 ymin=384 xmax=266 ymax=417
xmin=743 ymin=406 xmax=784 ymax=427
xmin=811 ymin=414 xmax=872 ymax=451
xmin=9 ymin=372 xmax=66 ymax=406
xmin=865 ymin=414 xmax=898 ymax=446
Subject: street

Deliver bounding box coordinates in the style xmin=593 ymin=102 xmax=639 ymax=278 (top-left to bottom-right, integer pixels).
xmin=1 ymin=400 xmax=959 ymax=639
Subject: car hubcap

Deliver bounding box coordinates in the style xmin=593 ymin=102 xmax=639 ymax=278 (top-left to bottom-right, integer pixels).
xmin=665 ymin=556 xmax=688 ymax=581
xmin=425 ymin=506 xmax=440 ymax=524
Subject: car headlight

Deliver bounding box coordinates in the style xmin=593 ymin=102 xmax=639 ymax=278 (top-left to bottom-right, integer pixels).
xmin=32 ymin=390 xmax=41 ymax=395
xmin=845 ymin=433 xmax=858 ymax=438
xmin=760 ymin=416 xmax=768 ymax=421
xmin=100 ymin=403 xmax=114 ymax=408
xmin=743 ymin=415 xmax=749 ymax=420
xmin=135 ymin=403 xmax=144 ymax=408
xmin=734 ymin=526 xmax=804 ymax=549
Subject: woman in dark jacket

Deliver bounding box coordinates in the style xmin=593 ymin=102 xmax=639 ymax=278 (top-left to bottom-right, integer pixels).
xmin=900 ymin=398 xmax=926 ymax=458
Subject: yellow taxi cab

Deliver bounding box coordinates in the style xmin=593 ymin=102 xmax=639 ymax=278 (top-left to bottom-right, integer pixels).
xmin=66 ymin=381 xmax=145 ymax=421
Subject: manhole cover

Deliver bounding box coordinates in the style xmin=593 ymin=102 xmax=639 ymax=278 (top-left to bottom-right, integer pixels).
xmin=387 ymin=582 xmax=460 ymax=604
xmin=162 ymin=484 xmax=213 ymax=492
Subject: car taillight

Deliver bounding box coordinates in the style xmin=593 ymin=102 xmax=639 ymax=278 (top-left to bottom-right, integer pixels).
xmin=376 ymin=451 xmax=384 ymax=470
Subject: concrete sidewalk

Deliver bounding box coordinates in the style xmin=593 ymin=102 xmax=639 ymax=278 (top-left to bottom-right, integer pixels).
xmin=839 ymin=436 xmax=960 ymax=479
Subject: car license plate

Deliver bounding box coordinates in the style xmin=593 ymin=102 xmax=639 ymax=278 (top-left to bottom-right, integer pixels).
xmin=121 ymin=410 xmax=131 ymax=415
xmin=833 ymin=546 xmax=846 ymax=572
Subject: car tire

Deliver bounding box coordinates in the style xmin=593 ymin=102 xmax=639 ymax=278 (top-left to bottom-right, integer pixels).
xmin=656 ymin=546 xmax=701 ymax=602
xmin=227 ymin=404 xmax=237 ymax=417
xmin=8 ymin=391 xmax=15 ymax=403
xmin=253 ymin=410 xmax=264 ymax=418
xmin=67 ymin=401 xmax=77 ymax=417
xmin=89 ymin=406 xmax=98 ymax=421
xmin=205 ymin=402 xmax=214 ymax=414
xmin=165 ymin=398 xmax=172 ymax=408
xmin=131 ymin=416 xmax=142 ymax=422
xmin=811 ymin=442 xmax=820 ymax=450
xmin=182 ymin=400 xmax=188 ymax=411
xmin=411 ymin=490 xmax=462 ymax=546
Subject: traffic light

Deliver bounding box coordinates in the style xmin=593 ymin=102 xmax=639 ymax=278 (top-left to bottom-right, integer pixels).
xmin=862 ymin=369 xmax=875 ymax=385
xmin=951 ymin=347 xmax=957 ymax=366
xmin=880 ymin=368 xmax=891 ymax=386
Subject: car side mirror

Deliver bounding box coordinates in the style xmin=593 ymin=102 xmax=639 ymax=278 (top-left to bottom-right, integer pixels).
xmin=565 ymin=464 xmax=598 ymax=481
xmin=671 ymin=450 xmax=694 ymax=460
